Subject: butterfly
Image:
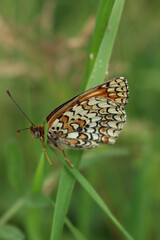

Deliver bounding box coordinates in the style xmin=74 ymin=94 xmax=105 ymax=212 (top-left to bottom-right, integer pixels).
xmin=7 ymin=77 xmax=129 ymax=168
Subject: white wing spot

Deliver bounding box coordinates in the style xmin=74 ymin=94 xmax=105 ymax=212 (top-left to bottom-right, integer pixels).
xmin=86 ymin=128 xmax=95 ymax=133
xmin=108 ymin=121 xmax=118 ymax=129
xmin=67 ymin=132 xmax=79 ymax=138
xmin=91 ymin=117 xmax=102 ymax=122
xmin=71 ymin=123 xmax=80 ymax=130
xmin=88 ymin=98 xmax=99 ymax=106
xmin=92 ymin=133 xmax=99 ymax=140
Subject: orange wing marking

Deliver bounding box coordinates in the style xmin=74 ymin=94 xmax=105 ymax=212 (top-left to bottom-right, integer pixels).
xmin=65 ymin=139 xmax=79 ymax=144
xmin=78 ymin=133 xmax=87 ymax=139
xmin=102 ymin=136 xmax=109 ymax=142
xmin=60 ymin=119 xmax=86 ymax=133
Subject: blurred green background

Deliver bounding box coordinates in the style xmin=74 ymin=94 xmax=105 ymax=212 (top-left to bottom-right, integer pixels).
xmin=0 ymin=0 xmax=160 ymax=240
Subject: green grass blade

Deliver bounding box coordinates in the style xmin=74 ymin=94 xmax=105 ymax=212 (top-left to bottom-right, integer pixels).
xmin=0 ymin=224 xmax=25 ymax=240
xmin=50 ymin=1 xmax=126 ymax=240
xmin=0 ymin=198 xmax=25 ymax=225
xmin=81 ymin=0 xmax=115 ymax=90
xmin=65 ymin=218 xmax=87 ymax=240
xmin=31 ymin=152 xmax=45 ymax=194
xmin=38 ymin=195 xmax=87 ymax=240
xmin=50 ymin=150 xmax=82 ymax=240
xmin=26 ymin=145 xmax=50 ymax=240
xmin=31 ymin=121 xmax=49 ymax=194
xmin=86 ymin=0 xmax=125 ymax=89
xmin=26 ymin=147 xmax=49 ymax=240
xmin=53 ymin=151 xmax=134 ymax=240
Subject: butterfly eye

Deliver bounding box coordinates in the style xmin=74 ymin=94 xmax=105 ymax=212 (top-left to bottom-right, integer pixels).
xmin=35 ymin=129 xmax=40 ymax=138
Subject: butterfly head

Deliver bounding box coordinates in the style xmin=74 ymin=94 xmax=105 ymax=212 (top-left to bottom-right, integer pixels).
xmin=30 ymin=124 xmax=44 ymax=139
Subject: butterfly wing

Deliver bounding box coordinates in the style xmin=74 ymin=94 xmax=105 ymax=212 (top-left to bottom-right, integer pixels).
xmin=47 ymin=77 xmax=129 ymax=149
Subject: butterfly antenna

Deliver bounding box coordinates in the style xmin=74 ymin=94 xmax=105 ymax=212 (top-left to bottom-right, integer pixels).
xmin=16 ymin=127 xmax=31 ymax=135
xmin=6 ymin=89 xmax=35 ymax=126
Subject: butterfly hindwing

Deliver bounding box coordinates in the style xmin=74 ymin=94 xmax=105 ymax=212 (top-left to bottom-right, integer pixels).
xmin=47 ymin=77 xmax=129 ymax=149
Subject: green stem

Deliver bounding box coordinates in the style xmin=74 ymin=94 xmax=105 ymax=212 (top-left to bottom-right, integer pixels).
xmin=0 ymin=198 xmax=25 ymax=225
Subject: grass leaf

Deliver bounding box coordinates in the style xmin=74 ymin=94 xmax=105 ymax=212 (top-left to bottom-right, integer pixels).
xmin=31 ymin=152 xmax=45 ymax=194
xmin=0 ymin=224 xmax=25 ymax=240
xmin=50 ymin=150 xmax=82 ymax=240
xmin=50 ymin=0 xmax=127 ymax=240
xmin=85 ymin=0 xmax=125 ymax=89
xmin=81 ymin=0 xmax=115 ymax=90
xmin=0 ymin=198 xmax=25 ymax=225
xmin=65 ymin=218 xmax=87 ymax=240
xmin=53 ymin=151 xmax=134 ymax=240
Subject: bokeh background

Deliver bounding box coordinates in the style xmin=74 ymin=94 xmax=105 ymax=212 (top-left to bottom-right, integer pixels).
xmin=0 ymin=0 xmax=160 ymax=239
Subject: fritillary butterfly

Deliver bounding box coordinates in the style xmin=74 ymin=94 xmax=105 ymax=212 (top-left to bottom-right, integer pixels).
xmin=7 ymin=77 xmax=129 ymax=168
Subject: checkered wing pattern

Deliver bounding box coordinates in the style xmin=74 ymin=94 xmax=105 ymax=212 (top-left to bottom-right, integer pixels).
xmin=47 ymin=77 xmax=129 ymax=149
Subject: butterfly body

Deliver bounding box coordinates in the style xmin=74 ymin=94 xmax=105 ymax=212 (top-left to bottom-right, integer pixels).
xmin=7 ymin=77 xmax=128 ymax=167
xmin=30 ymin=77 xmax=129 ymax=153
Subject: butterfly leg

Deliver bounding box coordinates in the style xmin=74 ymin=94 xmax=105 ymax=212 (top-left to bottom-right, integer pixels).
xmin=56 ymin=146 xmax=73 ymax=168
xmin=40 ymin=136 xmax=52 ymax=166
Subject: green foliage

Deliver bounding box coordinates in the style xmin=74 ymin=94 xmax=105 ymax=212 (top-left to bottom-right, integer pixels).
xmin=31 ymin=152 xmax=45 ymax=194
xmin=0 ymin=224 xmax=25 ymax=240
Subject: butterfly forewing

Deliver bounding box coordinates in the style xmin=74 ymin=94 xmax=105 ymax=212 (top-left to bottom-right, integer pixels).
xmin=47 ymin=77 xmax=129 ymax=150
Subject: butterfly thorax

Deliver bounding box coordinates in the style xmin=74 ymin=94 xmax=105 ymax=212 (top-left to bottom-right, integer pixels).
xmin=30 ymin=124 xmax=58 ymax=148
xmin=30 ymin=124 xmax=44 ymax=139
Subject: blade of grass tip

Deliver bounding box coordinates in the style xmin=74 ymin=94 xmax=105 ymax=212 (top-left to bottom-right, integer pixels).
xmin=86 ymin=0 xmax=126 ymax=89
xmin=81 ymin=0 xmax=115 ymax=90
xmin=50 ymin=1 xmax=126 ymax=239
xmin=56 ymin=152 xmax=134 ymax=240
